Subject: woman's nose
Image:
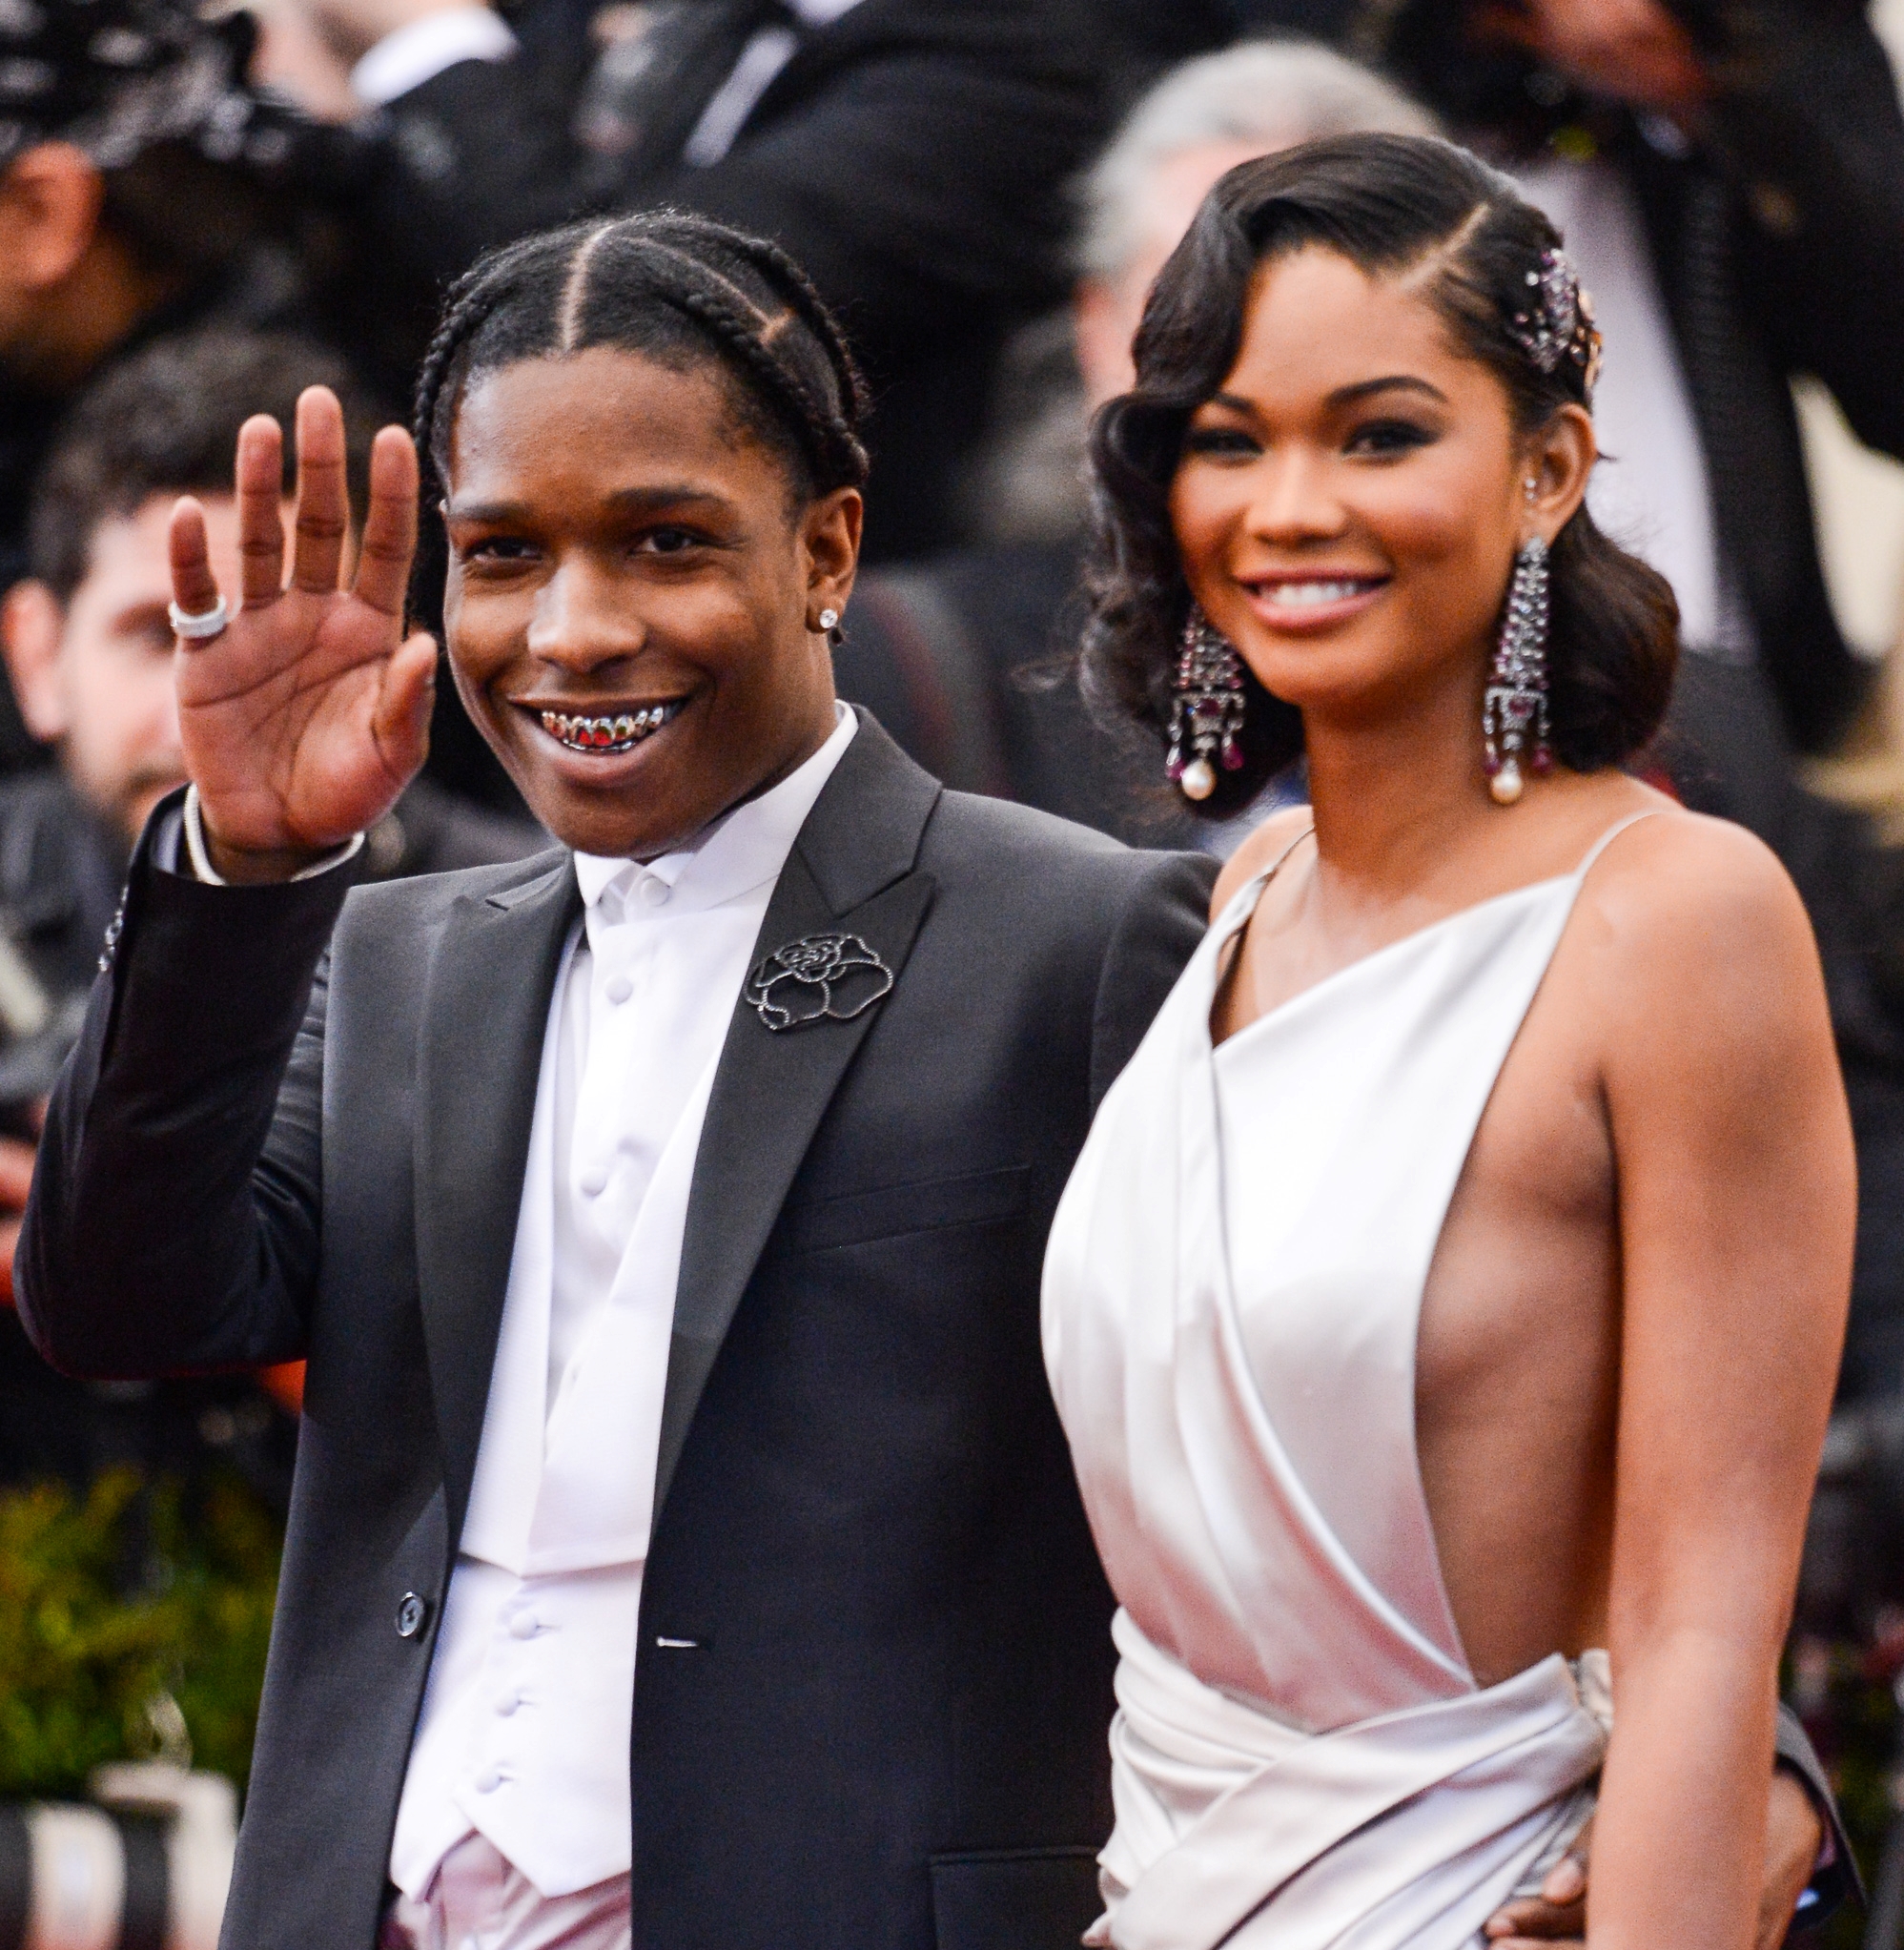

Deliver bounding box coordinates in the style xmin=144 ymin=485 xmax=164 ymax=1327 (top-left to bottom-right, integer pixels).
xmin=1244 ymin=450 xmax=1349 ymax=544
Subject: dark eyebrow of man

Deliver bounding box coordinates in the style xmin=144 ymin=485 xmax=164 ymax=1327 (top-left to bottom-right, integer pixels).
xmin=446 ymin=484 xmax=732 ymax=523
xmin=604 ymin=484 xmax=731 ymax=515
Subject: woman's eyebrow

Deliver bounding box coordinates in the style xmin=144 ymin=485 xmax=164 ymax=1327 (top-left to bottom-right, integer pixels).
xmin=1198 ymin=376 xmax=1449 ymax=420
xmin=1325 ymin=376 xmax=1448 ymax=408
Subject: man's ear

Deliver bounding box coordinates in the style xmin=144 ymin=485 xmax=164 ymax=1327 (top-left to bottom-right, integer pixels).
xmin=0 ymin=143 xmax=106 ymax=291
xmin=2 ymin=581 xmax=72 ymax=743
xmin=803 ymin=485 xmax=862 ymax=630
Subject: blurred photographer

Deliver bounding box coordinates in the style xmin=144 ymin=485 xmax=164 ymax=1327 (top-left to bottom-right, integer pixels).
xmin=1374 ymin=0 xmax=1904 ymax=822
xmin=0 ymin=327 xmax=538 ymax=1485
xmin=0 ymin=0 xmax=354 ymax=766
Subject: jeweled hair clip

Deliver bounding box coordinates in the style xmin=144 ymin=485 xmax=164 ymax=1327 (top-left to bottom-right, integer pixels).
xmin=1509 ymin=249 xmax=1603 ymax=398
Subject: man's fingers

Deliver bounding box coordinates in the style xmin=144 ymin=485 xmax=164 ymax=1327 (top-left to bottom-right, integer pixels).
xmin=291 ymin=387 xmax=351 ymax=596
xmin=236 ymin=414 xmax=289 ymax=607
xmin=1484 ymin=1896 xmax=1583 ymax=1941
xmin=372 ymin=631 xmax=437 ymax=784
xmin=1484 ymin=1826 xmax=1589 ymax=1944
xmin=1543 ymin=1826 xmax=1589 ymax=1907
xmin=169 ymin=497 xmax=221 ymax=626
xmin=353 ymin=425 xmax=420 ymax=619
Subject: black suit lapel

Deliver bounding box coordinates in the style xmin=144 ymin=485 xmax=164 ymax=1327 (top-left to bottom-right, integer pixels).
xmin=653 ymin=718 xmax=941 ymax=1520
xmin=414 ymin=852 xmax=582 ymax=1543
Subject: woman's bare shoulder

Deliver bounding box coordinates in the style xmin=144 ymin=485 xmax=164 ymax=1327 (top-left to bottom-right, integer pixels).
xmin=1208 ymin=805 xmax=1314 ymax=924
xmin=1573 ymin=804 xmax=1824 ymax=1048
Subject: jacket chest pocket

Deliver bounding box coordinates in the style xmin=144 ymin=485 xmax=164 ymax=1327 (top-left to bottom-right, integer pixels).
xmin=778 ymin=1164 xmax=1031 ymax=1255
xmin=930 ymin=1847 xmax=1102 ymax=1950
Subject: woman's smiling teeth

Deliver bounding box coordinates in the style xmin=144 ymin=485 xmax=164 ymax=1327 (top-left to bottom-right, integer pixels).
xmin=1259 ymin=578 xmax=1384 ymax=607
xmin=539 ymin=702 xmax=683 ymax=754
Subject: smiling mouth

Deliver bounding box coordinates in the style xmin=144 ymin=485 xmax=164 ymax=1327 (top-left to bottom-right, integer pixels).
xmin=1255 ymin=578 xmax=1387 ymax=608
xmin=536 ymin=702 xmax=686 ymax=754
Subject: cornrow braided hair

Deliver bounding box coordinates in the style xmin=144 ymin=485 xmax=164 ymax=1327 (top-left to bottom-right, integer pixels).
xmin=408 ymin=210 xmax=870 ymax=631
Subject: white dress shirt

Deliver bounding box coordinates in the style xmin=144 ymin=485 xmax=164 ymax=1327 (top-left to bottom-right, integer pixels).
xmin=350 ymin=7 xmax=518 ymax=108
xmin=389 ymin=706 xmax=856 ymax=1900
xmin=1516 ymin=154 xmax=1753 ymax=661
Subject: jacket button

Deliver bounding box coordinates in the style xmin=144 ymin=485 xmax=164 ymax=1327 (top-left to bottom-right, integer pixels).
xmin=396 ymin=1592 xmax=430 ymax=1639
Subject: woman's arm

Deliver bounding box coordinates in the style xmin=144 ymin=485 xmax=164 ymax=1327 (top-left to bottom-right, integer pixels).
xmin=1587 ymin=815 xmax=1854 ymax=1950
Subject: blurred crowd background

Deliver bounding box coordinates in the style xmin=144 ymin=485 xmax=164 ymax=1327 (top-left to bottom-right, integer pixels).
xmin=1 ymin=0 xmax=1902 ymax=1940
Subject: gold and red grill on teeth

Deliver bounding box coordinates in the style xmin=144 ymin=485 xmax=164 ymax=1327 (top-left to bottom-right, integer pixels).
xmin=539 ymin=706 xmax=672 ymax=751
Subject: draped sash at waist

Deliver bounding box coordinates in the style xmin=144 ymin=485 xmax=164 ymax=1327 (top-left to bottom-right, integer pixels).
xmin=1097 ymin=1613 xmax=1613 ymax=1950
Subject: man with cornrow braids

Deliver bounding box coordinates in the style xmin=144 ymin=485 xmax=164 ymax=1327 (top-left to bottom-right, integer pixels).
xmin=18 ymin=209 xmax=1216 ymax=1950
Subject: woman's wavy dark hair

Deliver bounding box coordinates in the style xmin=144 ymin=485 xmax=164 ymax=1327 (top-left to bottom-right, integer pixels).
xmin=1082 ymin=132 xmax=1679 ymax=818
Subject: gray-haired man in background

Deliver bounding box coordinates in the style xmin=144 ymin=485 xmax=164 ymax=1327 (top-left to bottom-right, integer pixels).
xmin=834 ymin=40 xmax=1430 ymax=845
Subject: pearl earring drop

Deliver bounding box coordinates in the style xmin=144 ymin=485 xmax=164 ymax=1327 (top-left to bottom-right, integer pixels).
xmin=1484 ymin=530 xmax=1553 ymax=805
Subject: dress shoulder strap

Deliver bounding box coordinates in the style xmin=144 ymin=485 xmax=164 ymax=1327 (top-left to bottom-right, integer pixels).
xmin=1212 ymin=822 xmax=1315 ymax=949
xmin=1261 ymin=822 xmax=1318 ymax=884
xmin=1573 ymin=808 xmax=1666 ymax=880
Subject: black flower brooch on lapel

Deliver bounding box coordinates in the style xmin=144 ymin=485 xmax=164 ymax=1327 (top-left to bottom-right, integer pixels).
xmin=745 ymin=932 xmax=893 ymax=1032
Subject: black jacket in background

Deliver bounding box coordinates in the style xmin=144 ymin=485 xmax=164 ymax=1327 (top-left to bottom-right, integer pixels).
xmin=18 ymin=716 xmax=1215 ymax=1950
xmin=1379 ymin=0 xmax=1904 ymax=764
xmin=322 ymin=0 xmax=1109 ymax=561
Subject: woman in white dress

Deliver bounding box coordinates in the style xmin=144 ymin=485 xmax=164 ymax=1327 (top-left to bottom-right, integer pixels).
xmin=1043 ymin=134 xmax=1854 ymax=1950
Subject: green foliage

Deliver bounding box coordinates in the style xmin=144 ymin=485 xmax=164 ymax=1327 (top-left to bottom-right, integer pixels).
xmin=0 ymin=1468 xmax=279 ymax=1800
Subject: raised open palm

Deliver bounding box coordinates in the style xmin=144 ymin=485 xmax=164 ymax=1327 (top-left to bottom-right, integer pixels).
xmin=170 ymin=386 xmax=440 ymax=875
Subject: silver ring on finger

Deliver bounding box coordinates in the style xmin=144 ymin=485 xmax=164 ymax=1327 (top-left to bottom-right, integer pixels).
xmin=169 ymin=595 xmax=230 ymax=641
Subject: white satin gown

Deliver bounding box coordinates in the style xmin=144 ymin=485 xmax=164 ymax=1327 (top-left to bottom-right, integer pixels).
xmin=1042 ymin=815 xmax=1657 ymax=1950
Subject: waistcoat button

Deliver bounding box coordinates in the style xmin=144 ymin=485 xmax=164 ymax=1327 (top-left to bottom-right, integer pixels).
xmin=396 ymin=1591 xmax=429 ymax=1639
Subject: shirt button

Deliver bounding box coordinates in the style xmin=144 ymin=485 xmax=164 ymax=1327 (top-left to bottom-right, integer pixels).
xmin=579 ymin=1168 xmax=608 ymax=1198
xmin=637 ymin=877 xmax=669 ymax=909
xmin=508 ymin=1612 xmax=541 ymax=1640
xmin=475 ymin=1770 xmax=502 ymax=1794
xmin=604 ymin=975 xmax=632 ymax=1004
xmin=495 ymin=1690 xmax=522 ymax=1715
xmin=395 ymin=1592 xmax=429 ymax=1639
